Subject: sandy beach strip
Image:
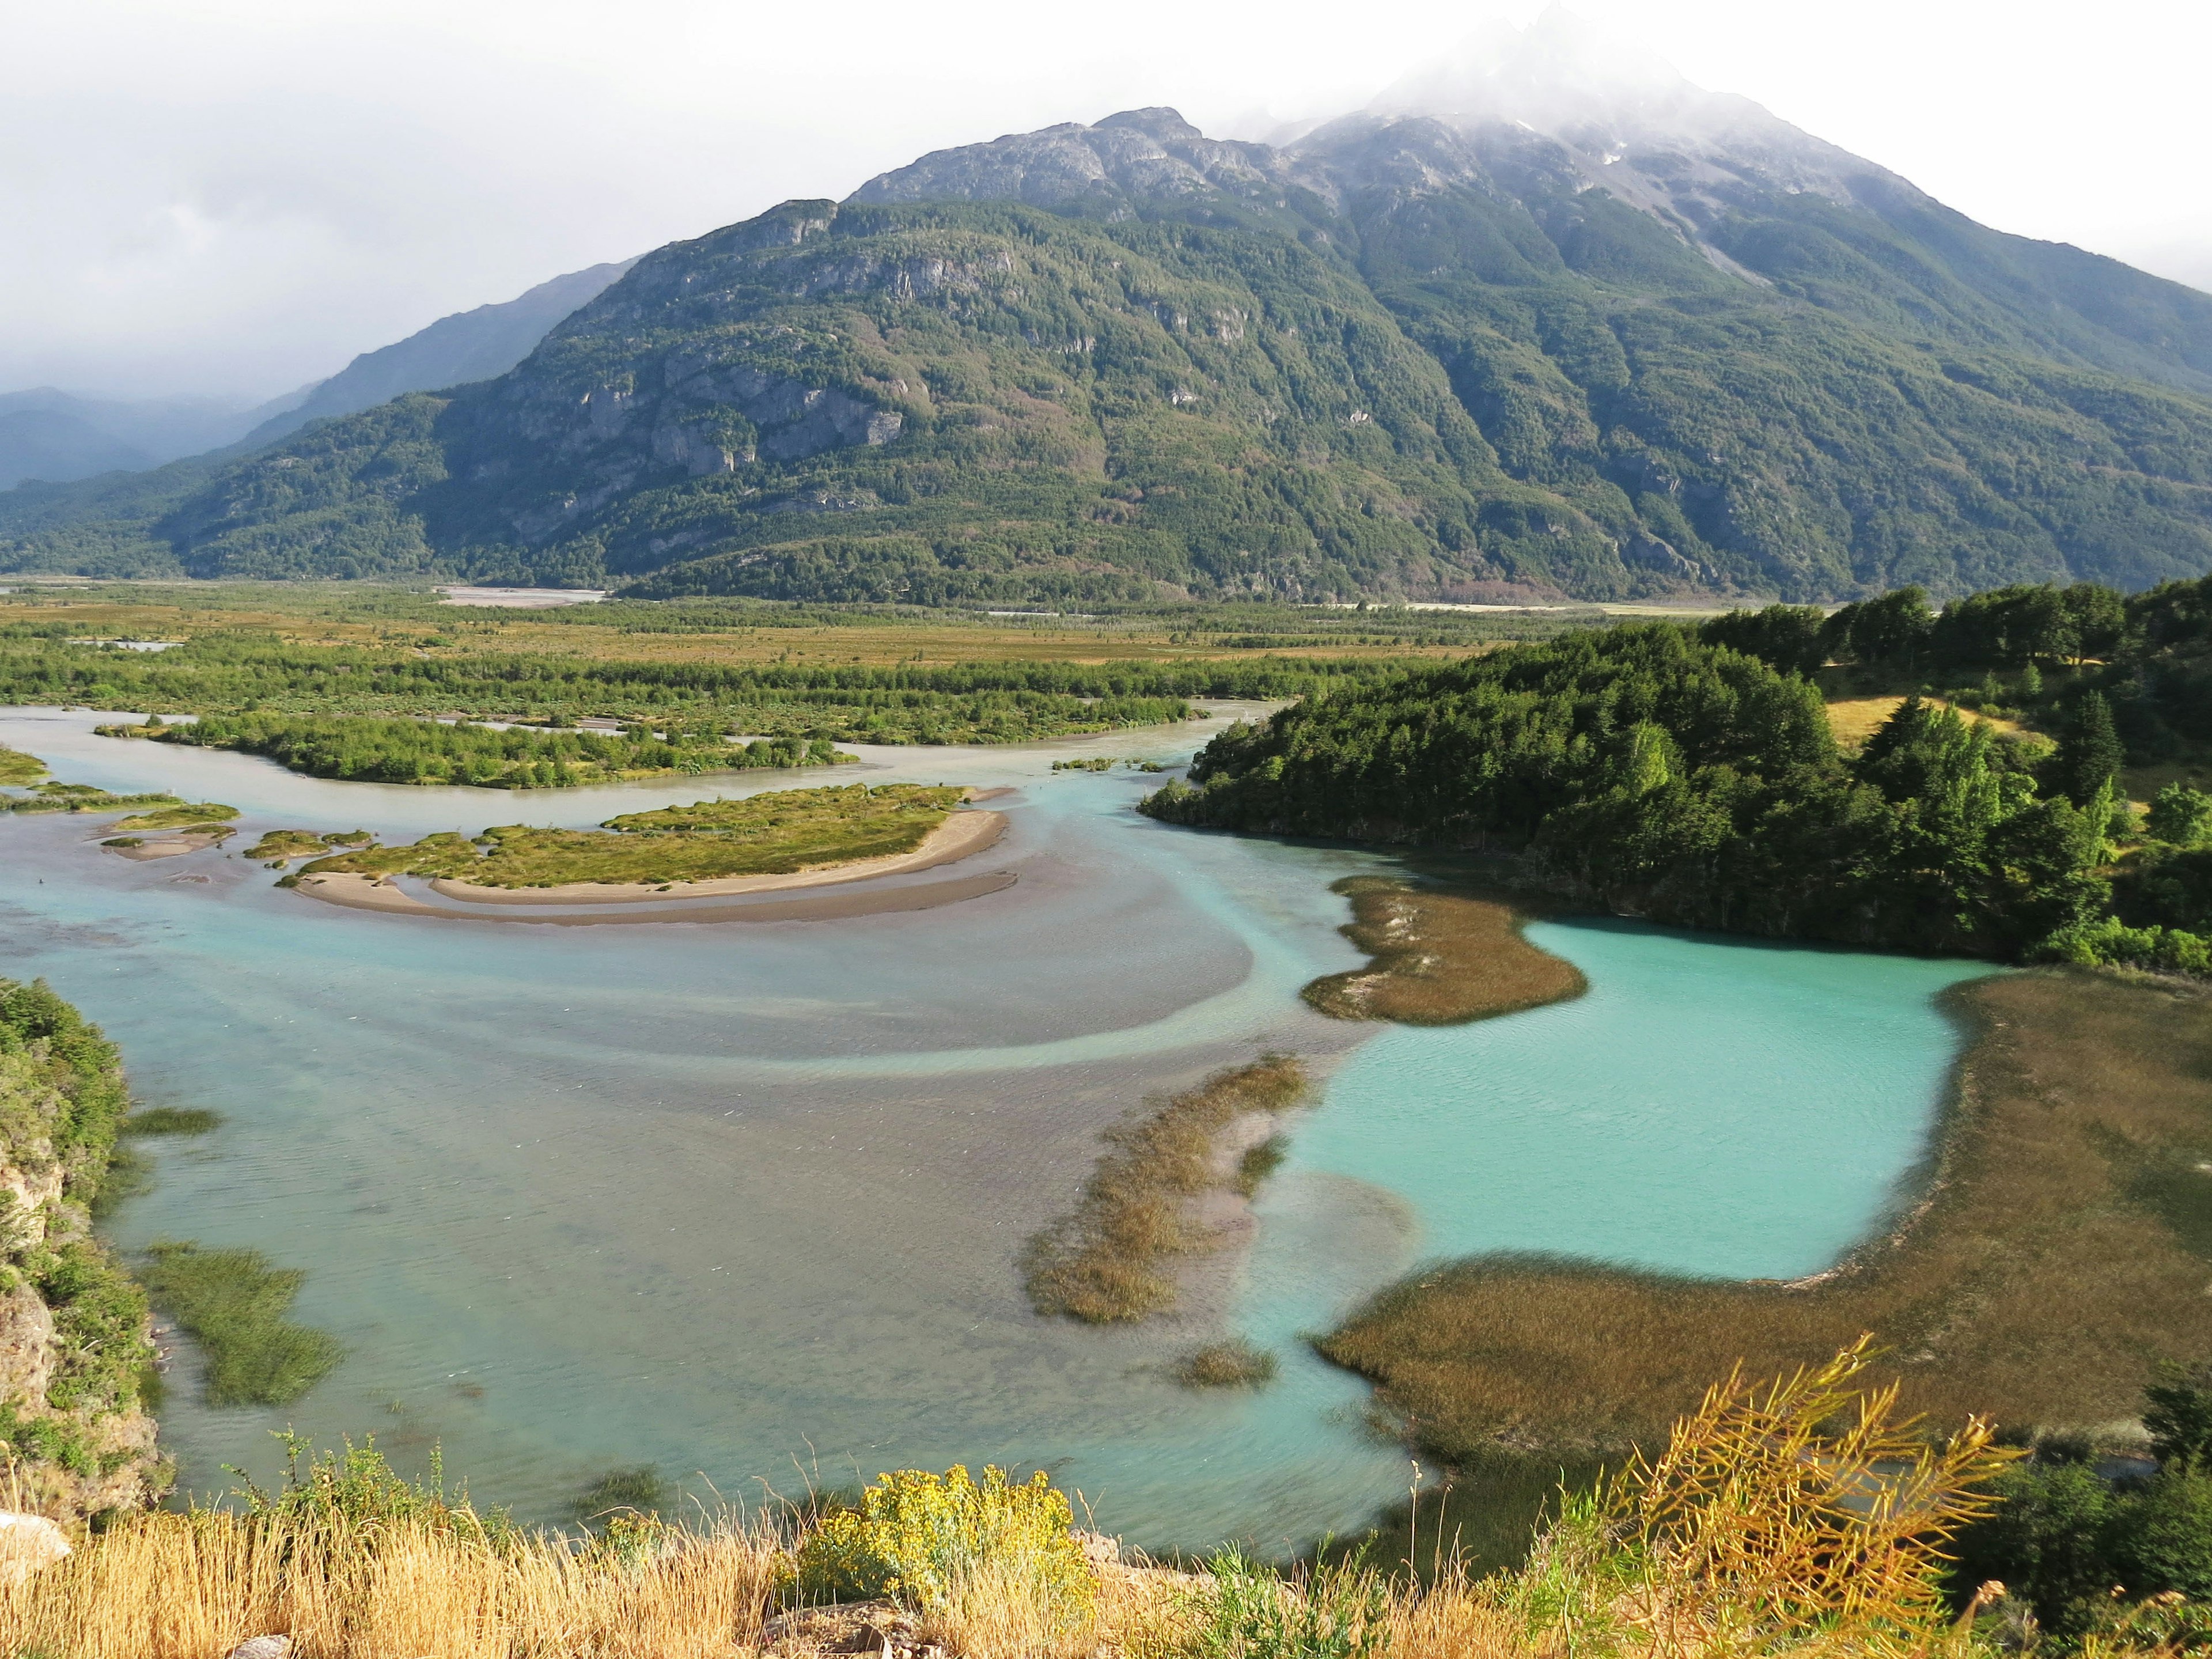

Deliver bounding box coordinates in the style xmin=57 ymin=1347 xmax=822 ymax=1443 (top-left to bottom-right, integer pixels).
xmin=290 ymin=867 xmax=1018 ymax=925
xmin=420 ymin=808 xmax=1007 ymax=907
xmin=105 ymin=831 xmax=229 ymax=861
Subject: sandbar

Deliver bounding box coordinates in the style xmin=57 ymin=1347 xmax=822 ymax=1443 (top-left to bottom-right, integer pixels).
xmin=104 ymin=831 xmax=228 ymax=861
xmin=420 ymin=808 xmax=1007 ymax=906
xmin=291 ymin=867 xmax=1017 ymax=925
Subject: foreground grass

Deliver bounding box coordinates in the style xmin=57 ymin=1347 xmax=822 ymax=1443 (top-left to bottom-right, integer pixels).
xmin=296 ymin=783 xmax=969 ymax=889
xmin=1024 ymin=1056 xmax=1308 ymax=1323
xmin=0 ymin=1343 xmax=2068 ymax=1659
xmin=1319 ymin=969 xmax=2212 ymax=1459
xmin=1301 ymin=878 xmax=1586 ymax=1025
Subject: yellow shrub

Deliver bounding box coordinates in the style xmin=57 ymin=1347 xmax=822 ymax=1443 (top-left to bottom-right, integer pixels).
xmin=796 ymin=1465 xmax=1096 ymax=1625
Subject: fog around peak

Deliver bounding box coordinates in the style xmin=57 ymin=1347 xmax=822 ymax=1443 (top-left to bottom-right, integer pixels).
xmin=6 ymin=0 xmax=2211 ymax=403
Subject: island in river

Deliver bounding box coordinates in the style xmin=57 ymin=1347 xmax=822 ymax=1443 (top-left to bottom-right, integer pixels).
xmin=278 ymin=782 xmax=1013 ymax=922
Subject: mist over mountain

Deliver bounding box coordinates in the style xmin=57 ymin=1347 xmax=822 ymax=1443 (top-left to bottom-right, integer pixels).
xmin=9 ymin=7 xmax=2212 ymax=603
xmin=240 ymin=261 xmax=637 ymax=449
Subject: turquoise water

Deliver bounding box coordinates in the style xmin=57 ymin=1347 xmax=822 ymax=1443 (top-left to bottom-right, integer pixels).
xmin=0 ymin=706 xmax=1991 ymax=1548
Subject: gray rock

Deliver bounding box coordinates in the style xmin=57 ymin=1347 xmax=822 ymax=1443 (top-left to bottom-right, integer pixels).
xmin=225 ymin=1637 xmax=294 ymax=1659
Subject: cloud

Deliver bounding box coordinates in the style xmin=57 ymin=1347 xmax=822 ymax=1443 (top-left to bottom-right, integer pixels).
xmin=5 ymin=0 xmax=2207 ymax=400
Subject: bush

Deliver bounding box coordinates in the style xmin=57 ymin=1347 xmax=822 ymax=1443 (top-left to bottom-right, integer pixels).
xmin=794 ymin=1465 xmax=1094 ymax=1623
xmin=2036 ymin=916 xmax=2212 ymax=975
xmin=2149 ymin=783 xmax=2212 ymax=846
xmin=1185 ymin=1547 xmax=1388 ymax=1659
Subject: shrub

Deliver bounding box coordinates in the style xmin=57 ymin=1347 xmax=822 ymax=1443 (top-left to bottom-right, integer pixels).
xmin=1185 ymin=1546 xmax=1388 ymax=1659
xmin=794 ymin=1465 xmax=1094 ymax=1624
xmin=2150 ymin=783 xmax=2212 ymax=846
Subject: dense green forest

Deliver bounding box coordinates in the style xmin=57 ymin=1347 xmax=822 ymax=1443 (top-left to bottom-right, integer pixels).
xmin=103 ymin=712 xmax=852 ymax=789
xmin=0 ymin=626 xmax=1264 ymax=744
xmin=1143 ymin=573 xmax=2212 ymax=967
xmin=11 ymin=105 xmax=2212 ymax=604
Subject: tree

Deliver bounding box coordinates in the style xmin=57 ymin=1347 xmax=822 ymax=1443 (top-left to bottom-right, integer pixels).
xmin=1698 ymin=605 xmax=1827 ymax=677
xmin=1824 ymin=587 xmax=1934 ymax=671
xmin=2054 ymin=691 xmax=2126 ymax=805
xmin=2147 ymin=784 xmax=2212 ymax=847
xmin=2146 ymin=1362 xmax=2212 ymax=1471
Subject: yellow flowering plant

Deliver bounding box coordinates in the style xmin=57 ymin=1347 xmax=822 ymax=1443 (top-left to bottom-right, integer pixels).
xmin=796 ymin=1464 xmax=1097 ymax=1624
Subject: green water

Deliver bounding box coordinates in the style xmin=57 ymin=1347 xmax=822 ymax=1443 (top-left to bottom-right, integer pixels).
xmin=0 ymin=705 xmax=1991 ymax=1550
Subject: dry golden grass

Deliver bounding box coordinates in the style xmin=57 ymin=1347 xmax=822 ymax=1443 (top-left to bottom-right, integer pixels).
xmin=0 ymin=1509 xmax=782 ymax=1659
xmin=1024 ymin=1056 xmax=1309 ymax=1323
xmin=1823 ymin=695 xmax=2028 ymax=750
xmin=0 ymin=1343 xmax=2091 ymax=1659
xmin=1302 ymin=878 xmax=1586 ymax=1025
xmin=1319 ymin=969 xmax=2212 ymax=1459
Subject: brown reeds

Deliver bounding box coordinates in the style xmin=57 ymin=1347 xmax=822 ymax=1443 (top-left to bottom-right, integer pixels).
xmin=1024 ymin=1056 xmax=1308 ymax=1323
xmin=0 ymin=1508 xmax=782 ymax=1659
xmin=1319 ymin=968 xmax=2212 ymax=1458
xmin=1301 ymin=878 xmax=1585 ymax=1026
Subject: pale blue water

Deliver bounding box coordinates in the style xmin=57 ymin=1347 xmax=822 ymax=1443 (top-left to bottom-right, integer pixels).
xmin=0 ymin=704 xmax=1993 ymax=1549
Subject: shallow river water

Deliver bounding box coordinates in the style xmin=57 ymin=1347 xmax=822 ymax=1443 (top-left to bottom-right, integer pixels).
xmin=0 ymin=705 xmax=1992 ymax=1549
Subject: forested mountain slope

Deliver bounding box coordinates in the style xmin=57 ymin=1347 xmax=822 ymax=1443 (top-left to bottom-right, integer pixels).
xmin=9 ymin=16 xmax=2212 ymax=603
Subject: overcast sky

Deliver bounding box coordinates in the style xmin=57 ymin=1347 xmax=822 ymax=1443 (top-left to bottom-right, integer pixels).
xmin=7 ymin=0 xmax=2207 ymax=403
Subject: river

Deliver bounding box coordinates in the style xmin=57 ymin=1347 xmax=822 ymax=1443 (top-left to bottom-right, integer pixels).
xmin=0 ymin=705 xmax=1991 ymax=1548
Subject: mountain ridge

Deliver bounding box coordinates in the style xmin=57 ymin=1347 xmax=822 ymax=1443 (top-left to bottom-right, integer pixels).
xmin=8 ymin=13 xmax=2212 ymax=603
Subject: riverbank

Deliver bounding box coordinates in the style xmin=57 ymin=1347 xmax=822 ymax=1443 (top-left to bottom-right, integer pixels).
xmin=292 ymin=866 xmax=1021 ymax=925
xmin=1316 ymin=967 xmax=2212 ymax=1460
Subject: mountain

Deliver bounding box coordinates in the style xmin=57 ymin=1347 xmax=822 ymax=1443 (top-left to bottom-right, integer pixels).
xmin=240 ymin=260 xmax=637 ymax=448
xmin=0 ymin=388 xmax=309 ymax=489
xmin=10 ymin=7 xmax=2212 ymax=603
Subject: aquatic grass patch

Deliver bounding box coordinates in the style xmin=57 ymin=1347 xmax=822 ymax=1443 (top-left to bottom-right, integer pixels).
xmin=298 ymin=782 xmax=970 ymax=889
xmin=1301 ymin=879 xmax=1585 ymax=1025
xmin=0 ymin=743 xmax=44 ymax=785
xmin=243 ymin=828 xmax=369 ymax=863
xmin=1173 ymin=1339 xmax=1279 ymax=1389
xmin=137 ymin=1240 xmax=343 ymax=1407
xmin=1024 ymin=1055 xmax=1307 ymax=1323
xmin=4 ymin=786 xmax=181 ymax=815
xmin=1317 ymin=969 xmax=2212 ymax=1461
xmin=121 ymin=1107 xmax=222 ymax=1137
xmin=108 ymin=801 xmax=238 ymax=833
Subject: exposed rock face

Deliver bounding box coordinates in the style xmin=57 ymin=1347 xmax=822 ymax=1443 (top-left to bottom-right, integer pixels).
xmin=0 ymin=1512 xmax=70 ymax=1586
xmin=0 ymin=988 xmax=164 ymax=1525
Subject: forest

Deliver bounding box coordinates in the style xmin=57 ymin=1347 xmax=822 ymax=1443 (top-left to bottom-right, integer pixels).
xmin=1142 ymin=573 xmax=2212 ymax=967
xmin=0 ymin=626 xmax=1222 ymax=745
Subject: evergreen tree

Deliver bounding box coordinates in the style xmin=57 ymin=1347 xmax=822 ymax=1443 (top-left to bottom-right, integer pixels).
xmin=2054 ymin=691 xmax=2126 ymax=805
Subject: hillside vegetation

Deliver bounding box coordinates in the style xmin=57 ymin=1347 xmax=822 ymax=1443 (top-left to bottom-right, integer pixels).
xmin=10 ymin=108 xmax=2212 ymax=603
xmin=0 ymin=980 xmax=160 ymax=1521
xmin=1141 ymin=573 xmax=2212 ymax=967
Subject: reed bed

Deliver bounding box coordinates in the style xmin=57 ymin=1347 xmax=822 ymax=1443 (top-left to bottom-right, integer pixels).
xmin=1022 ymin=1056 xmax=1309 ymax=1323
xmin=1320 ymin=968 xmax=2212 ymax=1457
xmin=1300 ymin=878 xmax=1585 ymax=1026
